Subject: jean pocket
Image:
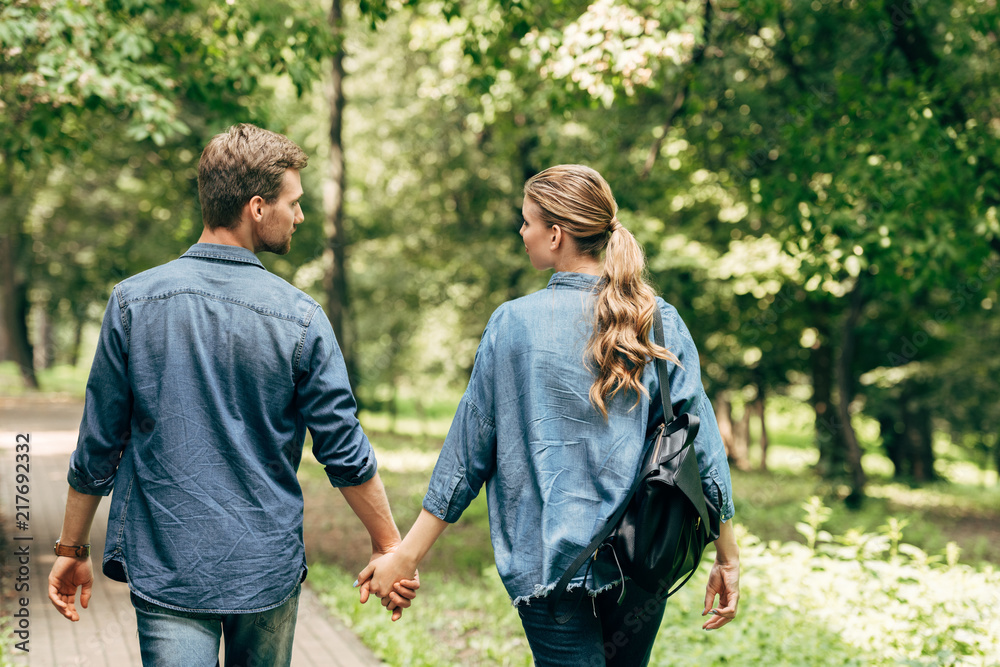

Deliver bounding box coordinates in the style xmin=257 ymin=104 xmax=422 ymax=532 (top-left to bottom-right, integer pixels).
xmin=254 ymin=585 xmax=300 ymax=633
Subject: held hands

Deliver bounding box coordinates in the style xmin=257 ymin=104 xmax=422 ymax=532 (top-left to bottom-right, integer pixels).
xmin=356 ymin=550 xmax=420 ymax=622
xmin=48 ymin=556 xmax=94 ymax=622
xmin=356 ymin=551 xmax=420 ymax=622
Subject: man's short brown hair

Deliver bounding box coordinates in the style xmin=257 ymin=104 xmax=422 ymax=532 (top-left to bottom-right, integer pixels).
xmin=197 ymin=124 xmax=309 ymax=230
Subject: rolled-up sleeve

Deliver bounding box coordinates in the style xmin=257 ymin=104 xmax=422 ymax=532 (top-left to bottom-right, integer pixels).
xmin=651 ymin=300 xmax=736 ymax=522
xmin=423 ymin=312 xmax=500 ymax=523
xmin=68 ymin=289 xmax=132 ymax=496
xmin=295 ymin=308 xmax=376 ymax=487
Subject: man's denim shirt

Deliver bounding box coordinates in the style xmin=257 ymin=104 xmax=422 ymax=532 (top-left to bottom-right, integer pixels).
xmin=68 ymin=243 xmax=376 ymax=613
xmin=423 ymin=272 xmax=734 ymax=605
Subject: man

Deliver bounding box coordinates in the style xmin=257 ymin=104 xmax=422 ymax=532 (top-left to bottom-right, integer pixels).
xmin=47 ymin=124 xmax=412 ymax=665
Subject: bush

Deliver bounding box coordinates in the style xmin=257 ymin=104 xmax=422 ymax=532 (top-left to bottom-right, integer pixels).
xmin=312 ymin=497 xmax=1000 ymax=666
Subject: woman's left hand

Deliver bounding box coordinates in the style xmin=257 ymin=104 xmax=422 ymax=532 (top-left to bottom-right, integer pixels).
xmin=701 ymin=559 xmax=739 ymax=630
xmin=702 ymin=519 xmax=740 ymax=630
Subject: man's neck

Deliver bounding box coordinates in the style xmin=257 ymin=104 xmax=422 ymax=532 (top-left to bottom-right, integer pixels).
xmin=197 ymin=225 xmax=255 ymax=252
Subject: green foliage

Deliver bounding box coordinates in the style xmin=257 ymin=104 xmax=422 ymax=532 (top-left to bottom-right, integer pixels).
xmin=7 ymin=0 xmax=1000 ymax=493
xmin=0 ymin=622 xmax=13 ymax=667
xmin=310 ymin=498 xmax=1000 ymax=666
xmin=741 ymin=499 xmax=1000 ymax=665
xmin=795 ymin=495 xmax=833 ymax=551
xmin=310 ymin=563 xmax=533 ymax=667
xmin=0 ymin=0 xmax=182 ymax=157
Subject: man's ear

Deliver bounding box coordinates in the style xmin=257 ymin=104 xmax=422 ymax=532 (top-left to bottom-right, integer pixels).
xmin=246 ymin=195 xmax=265 ymax=222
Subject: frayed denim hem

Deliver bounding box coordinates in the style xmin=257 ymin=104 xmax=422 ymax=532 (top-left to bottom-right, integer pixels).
xmin=509 ymin=577 xmax=624 ymax=607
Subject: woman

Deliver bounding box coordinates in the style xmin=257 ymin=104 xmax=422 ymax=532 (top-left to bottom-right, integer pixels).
xmin=359 ymin=165 xmax=740 ymax=665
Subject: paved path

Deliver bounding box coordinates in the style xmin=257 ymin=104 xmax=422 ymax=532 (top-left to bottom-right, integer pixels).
xmin=0 ymin=396 xmax=382 ymax=666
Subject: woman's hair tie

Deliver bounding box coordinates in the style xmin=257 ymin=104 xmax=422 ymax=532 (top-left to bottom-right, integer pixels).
xmin=608 ymin=218 xmax=622 ymax=234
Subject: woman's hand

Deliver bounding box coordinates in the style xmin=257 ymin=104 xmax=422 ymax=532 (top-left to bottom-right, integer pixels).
xmin=702 ymin=519 xmax=740 ymax=630
xmin=701 ymin=559 xmax=739 ymax=629
xmin=357 ymin=552 xmax=420 ymax=622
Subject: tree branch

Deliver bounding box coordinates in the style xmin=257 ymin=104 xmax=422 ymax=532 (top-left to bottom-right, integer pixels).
xmin=883 ymin=0 xmax=964 ymax=125
xmin=640 ymin=0 xmax=713 ymax=180
xmin=775 ymin=10 xmax=807 ymax=93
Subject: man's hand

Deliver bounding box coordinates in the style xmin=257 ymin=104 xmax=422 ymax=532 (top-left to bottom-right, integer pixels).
xmin=48 ymin=556 xmax=94 ymax=621
xmin=356 ymin=551 xmax=420 ymax=622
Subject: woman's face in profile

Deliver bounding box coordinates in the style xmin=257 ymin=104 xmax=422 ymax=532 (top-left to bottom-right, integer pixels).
xmin=519 ymin=196 xmax=556 ymax=271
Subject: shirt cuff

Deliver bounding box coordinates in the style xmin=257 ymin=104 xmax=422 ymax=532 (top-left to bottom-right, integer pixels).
xmin=67 ymin=465 xmax=115 ymax=497
xmin=421 ymin=465 xmax=468 ymax=523
xmin=324 ymin=455 xmax=377 ymax=488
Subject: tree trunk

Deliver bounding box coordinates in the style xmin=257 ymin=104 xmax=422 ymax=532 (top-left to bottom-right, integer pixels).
xmin=0 ymin=232 xmax=38 ymax=389
xmin=0 ymin=300 xmax=8 ymax=362
xmin=882 ymin=387 xmax=937 ymax=483
xmin=836 ymin=282 xmax=867 ymax=506
xmin=388 ymin=377 xmax=398 ymax=434
xmin=812 ymin=313 xmax=845 ymax=477
xmin=323 ymin=0 xmax=356 ymax=392
xmin=714 ymin=391 xmax=736 ymax=459
xmin=995 ymin=439 xmax=1000 ymax=486
xmin=880 ymin=413 xmax=906 ymax=479
xmin=905 ymin=392 xmax=937 ymax=483
xmin=730 ymin=401 xmax=752 ymax=472
xmin=757 ymin=388 xmax=769 ymax=472
xmin=34 ymin=302 xmax=55 ymax=370
xmin=70 ymin=310 xmax=85 ymax=367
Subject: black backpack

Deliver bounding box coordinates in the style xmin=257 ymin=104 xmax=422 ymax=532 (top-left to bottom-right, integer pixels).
xmin=548 ymin=313 xmax=721 ymax=623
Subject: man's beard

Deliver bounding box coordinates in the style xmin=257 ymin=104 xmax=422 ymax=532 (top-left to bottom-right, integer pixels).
xmin=259 ymin=237 xmax=291 ymax=255
xmin=258 ymin=214 xmax=292 ymax=255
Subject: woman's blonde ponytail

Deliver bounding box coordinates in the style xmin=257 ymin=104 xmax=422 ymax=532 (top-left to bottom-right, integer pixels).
xmin=589 ymin=222 xmax=677 ymax=419
xmin=524 ymin=165 xmax=678 ymax=420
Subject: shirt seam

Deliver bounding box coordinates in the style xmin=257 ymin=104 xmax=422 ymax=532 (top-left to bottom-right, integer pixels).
xmin=120 ymin=289 xmax=310 ymax=325
xmin=114 ymin=285 xmax=131 ymax=349
xmin=293 ymin=304 xmax=319 ymax=377
xmin=467 ymin=398 xmax=496 ymax=430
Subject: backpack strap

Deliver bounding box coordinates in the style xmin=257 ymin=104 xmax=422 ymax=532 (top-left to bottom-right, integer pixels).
xmin=651 ymin=312 xmax=675 ymax=423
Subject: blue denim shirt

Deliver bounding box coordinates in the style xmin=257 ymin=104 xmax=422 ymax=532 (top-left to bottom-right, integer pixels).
xmin=68 ymin=243 xmax=376 ymax=613
xmin=423 ymin=272 xmax=734 ymax=605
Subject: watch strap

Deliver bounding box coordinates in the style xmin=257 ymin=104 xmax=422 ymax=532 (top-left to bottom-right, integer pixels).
xmin=54 ymin=541 xmax=90 ymax=558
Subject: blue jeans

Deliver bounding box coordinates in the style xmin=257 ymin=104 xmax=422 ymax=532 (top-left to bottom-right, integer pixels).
xmin=517 ymin=582 xmax=666 ymax=667
xmin=131 ymin=584 xmax=300 ymax=667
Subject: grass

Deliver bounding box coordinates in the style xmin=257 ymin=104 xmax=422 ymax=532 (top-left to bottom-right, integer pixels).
xmin=0 ymin=361 xmax=91 ymax=398
xmin=308 ymin=538 xmax=879 ymax=667
xmin=298 ymin=395 xmax=1000 ymax=666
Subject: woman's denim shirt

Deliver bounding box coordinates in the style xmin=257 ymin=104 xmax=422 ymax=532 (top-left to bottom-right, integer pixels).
xmin=423 ymin=272 xmax=735 ymax=605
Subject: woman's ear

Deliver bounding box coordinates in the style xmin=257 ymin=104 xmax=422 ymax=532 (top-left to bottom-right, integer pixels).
xmin=549 ymin=224 xmax=563 ymax=250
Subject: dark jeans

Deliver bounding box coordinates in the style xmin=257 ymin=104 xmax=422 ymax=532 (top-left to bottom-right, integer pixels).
xmin=517 ymin=582 xmax=667 ymax=667
xmin=130 ymin=584 xmax=300 ymax=667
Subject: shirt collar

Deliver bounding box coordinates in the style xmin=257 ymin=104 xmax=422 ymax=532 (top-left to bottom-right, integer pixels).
xmin=180 ymin=243 xmax=266 ymax=270
xmin=545 ymin=272 xmax=601 ymax=291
